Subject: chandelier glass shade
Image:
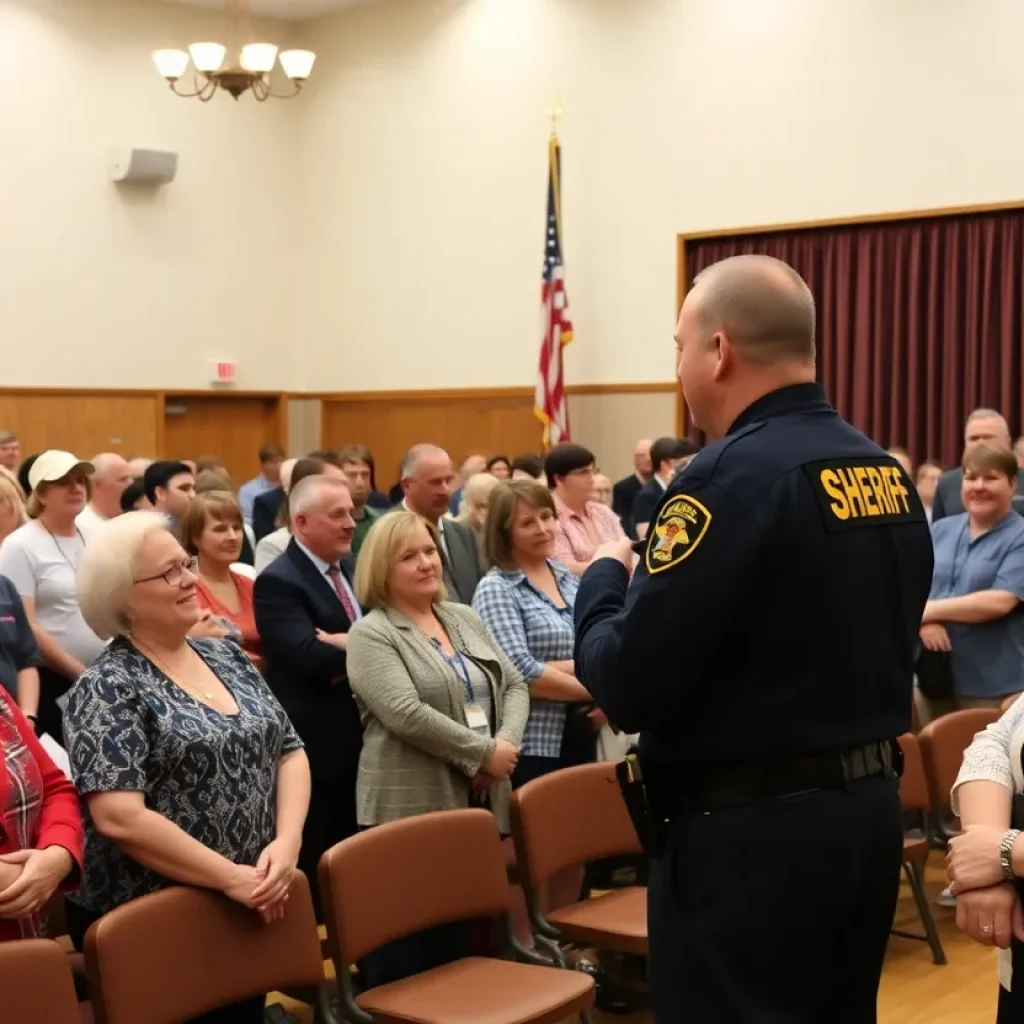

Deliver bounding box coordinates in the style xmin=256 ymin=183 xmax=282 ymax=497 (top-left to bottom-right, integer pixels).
xmin=153 ymin=0 xmax=315 ymax=102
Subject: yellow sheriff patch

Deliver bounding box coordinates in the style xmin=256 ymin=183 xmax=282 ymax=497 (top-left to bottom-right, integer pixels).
xmin=645 ymin=494 xmax=712 ymax=574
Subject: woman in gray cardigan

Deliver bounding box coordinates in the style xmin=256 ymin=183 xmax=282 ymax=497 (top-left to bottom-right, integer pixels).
xmin=347 ymin=510 xmax=529 ymax=986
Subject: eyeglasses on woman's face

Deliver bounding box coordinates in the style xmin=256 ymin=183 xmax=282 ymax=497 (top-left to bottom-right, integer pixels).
xmin=134 ymin=556 xmax=199 ymax=587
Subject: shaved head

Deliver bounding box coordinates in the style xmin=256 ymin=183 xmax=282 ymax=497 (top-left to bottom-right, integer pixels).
xmin=689 ymin=254 xmax=816 ymax=365
xmin=675 ymin=255 xmax=817 ymax=440
xmin=91 ymin=453 xmax=130 ymax=479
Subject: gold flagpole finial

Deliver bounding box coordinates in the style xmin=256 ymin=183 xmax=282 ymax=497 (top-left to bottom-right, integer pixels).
xmin=546 ymin=100 xmax=564 ymax=136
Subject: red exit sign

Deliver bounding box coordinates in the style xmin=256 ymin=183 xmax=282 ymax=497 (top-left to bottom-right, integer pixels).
xmin=210 ymin=361 xmax=237 ymax=384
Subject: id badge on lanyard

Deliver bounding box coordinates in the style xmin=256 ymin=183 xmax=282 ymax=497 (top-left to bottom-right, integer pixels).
xmin=432 ymin=640 xmax=489 ymax=736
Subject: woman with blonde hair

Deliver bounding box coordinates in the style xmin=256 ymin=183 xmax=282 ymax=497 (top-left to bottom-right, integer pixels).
xmin=346 ymin=509 xmax=528 ymax=986
xmin=457 ymin=472 xmax=500 ymax=534
xmin=0 ymin=468 xmax=26 ymax=549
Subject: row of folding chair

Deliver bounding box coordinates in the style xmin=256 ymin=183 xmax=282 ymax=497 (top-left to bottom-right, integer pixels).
xmin=1 ymin=760 xmax=646 ymax=1024
xmin=892 ymin=707 xmax=1002 ymax=966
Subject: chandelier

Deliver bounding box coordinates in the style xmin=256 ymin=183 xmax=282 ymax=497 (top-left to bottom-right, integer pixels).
xmin=152 ymin=0 xmax=316 ymax=102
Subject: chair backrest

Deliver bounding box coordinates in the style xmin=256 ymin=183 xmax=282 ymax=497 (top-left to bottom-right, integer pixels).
xmin=510 ymin=762 xmax=642 ymax=891
xmin=85 ymin=874 xmax=323 ymax=1024
xmin=918 ymin=708 xmax=1001 ymax=813
xmin=319 ymin=808 xmax=511 ymax=966
xmin=0 ymin=938 xmax=80 ymax=1024
xmin=898 ymin=732 xmax=930 ymax=812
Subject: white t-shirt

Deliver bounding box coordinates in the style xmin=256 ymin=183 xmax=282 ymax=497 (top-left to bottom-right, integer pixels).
xmin=76 ymin=504 xmax=108 ymax=536
xmin=0 ymin=521 xmax=106 ymax=668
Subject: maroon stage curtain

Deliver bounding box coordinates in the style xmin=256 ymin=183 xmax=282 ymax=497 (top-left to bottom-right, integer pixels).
xmin=685 ymin=210 xmax=1024 ymax=468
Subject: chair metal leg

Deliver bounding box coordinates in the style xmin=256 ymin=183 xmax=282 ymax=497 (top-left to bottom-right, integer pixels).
xmin=903 ymin=860 xmax=948 ymax=965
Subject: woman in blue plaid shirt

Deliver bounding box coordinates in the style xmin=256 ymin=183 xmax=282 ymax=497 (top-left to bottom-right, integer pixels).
xmin=472 ymin=480 xmax=604 ymax=787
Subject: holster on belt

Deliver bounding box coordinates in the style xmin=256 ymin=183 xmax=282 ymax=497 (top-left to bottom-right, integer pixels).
xmin=615 ymin=748 xmax=659 ymax=856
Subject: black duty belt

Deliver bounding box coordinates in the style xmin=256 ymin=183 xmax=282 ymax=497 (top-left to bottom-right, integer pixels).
xmin=670 ymin=740 xmax=900 ymax=815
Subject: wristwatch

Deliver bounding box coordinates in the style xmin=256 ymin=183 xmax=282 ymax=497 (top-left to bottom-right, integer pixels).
xmin=1001 ymin=829 xmax=1021 ymax=881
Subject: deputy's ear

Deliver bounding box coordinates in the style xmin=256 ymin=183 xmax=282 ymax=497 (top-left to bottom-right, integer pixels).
xmin=712 ymin=333 xmax=731 ymax=381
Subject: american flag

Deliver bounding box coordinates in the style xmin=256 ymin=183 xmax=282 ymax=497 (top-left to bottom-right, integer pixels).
xmin=534 ymin=135 xmax=574 ymax=448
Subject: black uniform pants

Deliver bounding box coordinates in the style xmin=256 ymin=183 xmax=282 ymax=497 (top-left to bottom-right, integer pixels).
xmin=648 ymin=776 xmax=902 ymax=1024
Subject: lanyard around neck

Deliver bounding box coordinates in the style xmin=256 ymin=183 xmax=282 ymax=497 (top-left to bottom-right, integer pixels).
xmin=430 ymin=639 xmax=473 ymax=702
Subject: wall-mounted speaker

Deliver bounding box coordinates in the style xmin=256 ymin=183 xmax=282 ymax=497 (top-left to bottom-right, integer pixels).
xmin=110 ymin=148 xmax=179 ymax=186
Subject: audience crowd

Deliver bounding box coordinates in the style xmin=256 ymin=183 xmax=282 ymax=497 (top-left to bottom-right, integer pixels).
xmin=0 ymin=409 xmax=1023 ymax=1019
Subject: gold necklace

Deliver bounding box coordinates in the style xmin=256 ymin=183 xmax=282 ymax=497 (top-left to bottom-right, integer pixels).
xmin=132 ymin=639 xmax=217 ymax=701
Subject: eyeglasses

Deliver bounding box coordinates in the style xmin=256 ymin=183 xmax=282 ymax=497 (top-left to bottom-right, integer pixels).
xmin=134 ymin=556 xmax=198 ymax=587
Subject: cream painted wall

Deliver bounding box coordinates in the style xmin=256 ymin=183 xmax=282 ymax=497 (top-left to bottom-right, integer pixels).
xmin=9 ymin=0 xmax=1024 ymax=395
xmin=297 ymin=0 xmax=1024 ymax=390
xmin=1 ymin=0 xmax=303 ymax=389
xmin=568 ymin=391 xmax=676 ymax=481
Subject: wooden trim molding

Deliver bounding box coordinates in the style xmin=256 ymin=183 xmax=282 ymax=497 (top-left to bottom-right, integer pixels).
xmin=304 ymin=382 xmax=677 ymax=402
xmin=0 ymin=387 xmax=289 ymax=398
xmin=678 ymin=198 xmax=1024 ymax=244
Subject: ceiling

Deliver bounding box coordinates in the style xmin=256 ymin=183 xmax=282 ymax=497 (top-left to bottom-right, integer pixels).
xmin=156 ymin=0 xmax=372 ymax=20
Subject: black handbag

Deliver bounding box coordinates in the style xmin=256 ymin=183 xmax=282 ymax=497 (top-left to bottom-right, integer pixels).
xmin=916 ymin=648 xmax=955 ymax=701
xmin=564 ymin=702 xmax=599 ymax=743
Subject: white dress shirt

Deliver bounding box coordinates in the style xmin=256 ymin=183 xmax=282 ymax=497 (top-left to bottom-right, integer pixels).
xmin=294 ymin=539 xmax=361 ymax=620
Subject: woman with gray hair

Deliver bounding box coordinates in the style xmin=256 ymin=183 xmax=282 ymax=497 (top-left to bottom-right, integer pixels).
xmin=62 ymin=511 xmax=310 ymax=1024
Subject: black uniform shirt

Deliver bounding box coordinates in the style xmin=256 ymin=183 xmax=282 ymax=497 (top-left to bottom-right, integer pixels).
xmin=574 ymin=382 xmax=934 ymax=773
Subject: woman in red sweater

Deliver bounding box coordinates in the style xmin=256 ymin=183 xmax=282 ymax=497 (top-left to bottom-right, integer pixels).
xmin=0 ymin=687 xmax=84 ymax=941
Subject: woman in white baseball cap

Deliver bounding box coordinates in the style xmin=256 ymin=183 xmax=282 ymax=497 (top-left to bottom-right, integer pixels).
xmin=0 ymin=451 xmax=104 ymax=741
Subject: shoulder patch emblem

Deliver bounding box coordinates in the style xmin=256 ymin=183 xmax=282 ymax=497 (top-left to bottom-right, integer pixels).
xmin=645 ymin=494 xmax=712 ymax=574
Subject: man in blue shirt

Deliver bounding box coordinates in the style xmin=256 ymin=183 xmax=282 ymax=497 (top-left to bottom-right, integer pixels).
xmin=237 ymin=444 xmax=285 ymax=524
xmin=931 ymin=409 xmax=1024 ymax=522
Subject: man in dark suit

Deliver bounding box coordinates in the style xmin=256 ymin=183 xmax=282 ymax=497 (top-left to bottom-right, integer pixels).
xmin=632 ymin=436 xmax=699 ymax=539
xmin=252 ymin=485 xmax=285 ymax=542
xmin=253 ymin=449 xmax=343 ymax=541
xmin=612 ymin=438 xmax=652 ymax=537
xmin=253 ymin=474 xmax=361 ymax=917
xmin=400 ymin=443 xmax=483 ymax=603
xmin=932 ymin=408 xmax=1024 ymax=521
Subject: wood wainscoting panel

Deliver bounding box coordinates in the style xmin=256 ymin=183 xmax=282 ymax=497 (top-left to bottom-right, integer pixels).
xmin=319 ymin=388 xmax=543 ymax=487
xmin=567 ymin=389 xmax=678 ymax=481
xmin=316 ymin=384 xmax=680 ymax=489
xmin=0 ymin=391 xmax=159 ymax=460
xmin=162 ymin=395 xmax=284 ymax=486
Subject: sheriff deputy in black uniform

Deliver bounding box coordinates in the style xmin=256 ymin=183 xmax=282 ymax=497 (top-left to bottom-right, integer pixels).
xmin=574 ymin=254 xmax=934 ymax=1024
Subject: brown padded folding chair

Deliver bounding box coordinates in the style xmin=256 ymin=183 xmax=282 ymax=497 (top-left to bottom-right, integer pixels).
xmin=0 ymin=937 xmax=82 ymax=1024
xmin=510 ymin=762 xmax=647 ymax=963
xmin=891 ymin=732 xmax=947 ymax=965
xmin=84 ymin=874 xmax=325 ymax=1024
xmin=319 ymin=808 xmax=596 ymax=1024
xmin=918 ymin=707 xmax=1001 ymax=842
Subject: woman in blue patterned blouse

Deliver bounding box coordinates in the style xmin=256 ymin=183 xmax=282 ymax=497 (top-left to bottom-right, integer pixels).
xmin=472 ymin=480 xmax=603 ymax=787
xmin=63 ymin=512 xmax=311 ymax=1024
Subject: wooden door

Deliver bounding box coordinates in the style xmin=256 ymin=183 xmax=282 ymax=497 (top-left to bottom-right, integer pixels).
xmin=162 ymin=395 xmax=283 ymax=487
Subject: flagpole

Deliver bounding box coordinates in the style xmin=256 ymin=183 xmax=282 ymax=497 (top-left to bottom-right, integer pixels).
xmin=535 ymin=100 xmax=574 ymax=451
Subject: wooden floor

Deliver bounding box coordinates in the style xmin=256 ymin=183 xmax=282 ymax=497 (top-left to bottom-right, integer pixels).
xmin=274 ymin=851 xmax=998 ymax=1023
